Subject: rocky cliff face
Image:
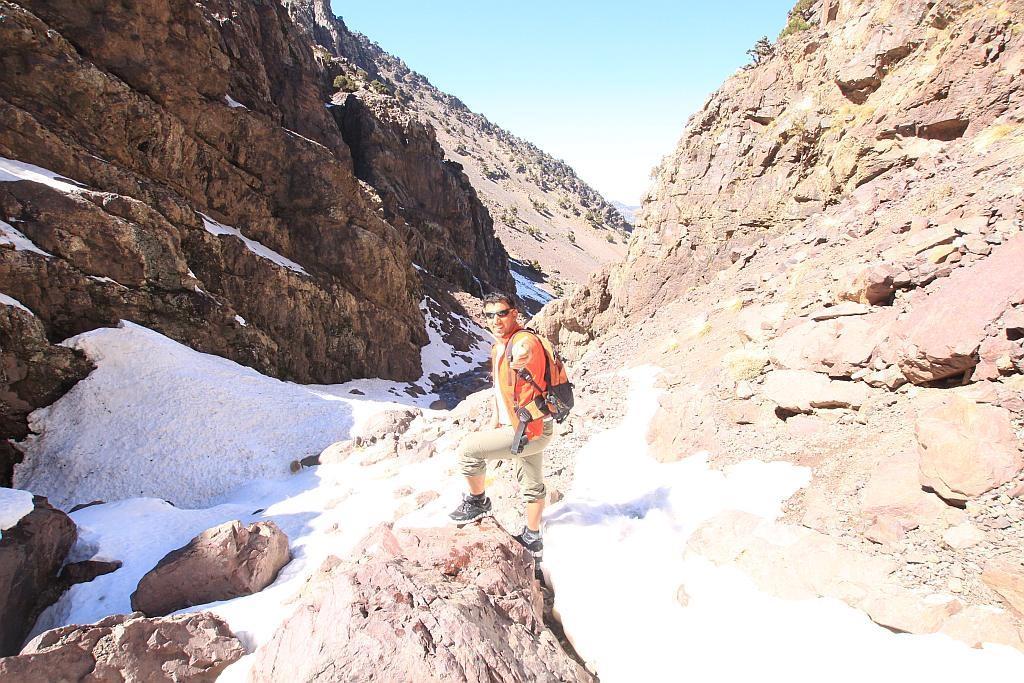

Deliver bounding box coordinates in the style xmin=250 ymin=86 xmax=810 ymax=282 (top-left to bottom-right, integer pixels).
xmin=551 ymin=0 xmax=1022 ymax=330
xmin=283 ymin=0 xmax=630 ymax=288
xmin=0 ymin=0 xmax=513 ymax=484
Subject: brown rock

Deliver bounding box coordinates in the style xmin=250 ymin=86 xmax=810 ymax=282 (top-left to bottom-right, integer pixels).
xmin=0 ymin=495 xmax=77 ymax=656
xmin=0 ymin=612 xmax=243 ymax=682
xmin=249 ymin=520 xmax=593 ymax=682
xmin=770 ymin=314 xmax=893 ymax=378
xmin=982 ymin=561 xmax=1024 ymax=617
xmin=131 ymin=520 xmax=290 ymax=617
xmin=0 ymin=303 xmax=93 ymax=487
xmin=916 ymin=395 xmax=1024 ymax=504
xmin=839 ymin=262 xmax=897 ymax=305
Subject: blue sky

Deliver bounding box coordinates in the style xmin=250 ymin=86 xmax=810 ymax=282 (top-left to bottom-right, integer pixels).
xmin=333 ymin=1 xmax=795 ymax=204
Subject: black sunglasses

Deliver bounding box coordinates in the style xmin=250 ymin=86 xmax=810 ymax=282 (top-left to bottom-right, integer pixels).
xmin=483 ymin=308 xmax=514 ymax=320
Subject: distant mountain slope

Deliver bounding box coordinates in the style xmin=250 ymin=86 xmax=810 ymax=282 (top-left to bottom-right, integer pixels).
xmin=611 ymin=201 xmax=640 ymax=225
xmin=285 ymin=0 xmax=631 ymax=288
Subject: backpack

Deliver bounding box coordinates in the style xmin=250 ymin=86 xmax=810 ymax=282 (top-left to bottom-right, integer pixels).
xmin=506 ymin=328 xmax=575 ymax=423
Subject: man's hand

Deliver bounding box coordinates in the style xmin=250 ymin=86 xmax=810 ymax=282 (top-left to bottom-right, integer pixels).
xmin=509 ymin=339 xmax=531 ymax=371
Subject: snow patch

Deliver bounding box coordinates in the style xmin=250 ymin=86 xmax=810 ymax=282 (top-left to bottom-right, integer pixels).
xmin=224 ymin=94 xmax=248 ymax=109
xmin=0 ymin=156 xmax=88 ymax=195
xmin=512 ymin=268 xmax=554 ymax=307
xmin=13 ymin=322 xmax=355 ymax=509
xmin=283 ymin=128 xmax=329 ymax=152
xmin=0 ymin=292 xmax=34 ymax=315
xmin=234 ymin=314 xmax=247 ymax=326
xmin=0 ymin=487 xmax=35 ymax=538
xmin=199 ymin=213 xmax=309 ymax=276
xmin=1 ymin=219 xmax=53 ymax=257
xmin=542 ymin=367 xmax=1024 ymax=680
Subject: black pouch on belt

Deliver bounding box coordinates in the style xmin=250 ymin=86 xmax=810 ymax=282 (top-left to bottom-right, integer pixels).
xmin=510 ymin=407 xmax=532 ymax=455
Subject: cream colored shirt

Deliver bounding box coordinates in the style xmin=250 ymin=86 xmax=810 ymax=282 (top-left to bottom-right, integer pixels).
xmin=492 ymin=335 xmax=531 ymax=426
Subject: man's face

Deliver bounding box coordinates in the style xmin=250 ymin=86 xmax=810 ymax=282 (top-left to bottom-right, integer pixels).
xmin=483 ymin=301 xmax=518 ymax=337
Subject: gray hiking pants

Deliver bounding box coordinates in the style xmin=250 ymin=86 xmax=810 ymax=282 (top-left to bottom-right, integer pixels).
xmin=456 ymin=421 xmax=553 ymax=503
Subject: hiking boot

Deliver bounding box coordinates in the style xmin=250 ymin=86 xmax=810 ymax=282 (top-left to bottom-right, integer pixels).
xmin=449 ymin=493 xmax=492 ymax=525
xmin=514 ymin=526 xmax=543 ymax=559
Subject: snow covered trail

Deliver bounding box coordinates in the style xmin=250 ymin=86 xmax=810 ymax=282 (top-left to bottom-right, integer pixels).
xmin=542 ymin=367 xmax=1024 ymax=681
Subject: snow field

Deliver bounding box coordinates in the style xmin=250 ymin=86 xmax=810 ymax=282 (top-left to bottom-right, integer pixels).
xmin=541 ymin=368 xmax=1024 ymax=681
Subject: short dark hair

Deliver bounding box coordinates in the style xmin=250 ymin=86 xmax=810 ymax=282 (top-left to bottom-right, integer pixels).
xmin=482 ymin=291 xmax=517 ymax=310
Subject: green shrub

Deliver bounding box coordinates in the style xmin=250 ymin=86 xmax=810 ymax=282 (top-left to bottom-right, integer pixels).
xmin=567 ymin=231 xmax=576 ymax=244
xmin=368 ymin=79 xmax=391 ymax=95
xmin=605 ymin=233 xmax=615 ymax=243
xmin=333 ymin=74 xmax=358 ymax=92
xmin=779 ymin=16 xmax=810 ymax=37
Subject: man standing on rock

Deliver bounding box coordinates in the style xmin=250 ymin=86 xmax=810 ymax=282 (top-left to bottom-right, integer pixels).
xmin=449 ymin=292 xmax=553 ymax=557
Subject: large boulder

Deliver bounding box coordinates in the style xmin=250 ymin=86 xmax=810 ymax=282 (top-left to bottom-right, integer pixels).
xmin=249 ymin=520 xmax=594 ymax=682
xmin=859 ymin=449 xmax=953 ymax=544
xmin=131 ymin=520 xmax=290 ymax=617
xmin=770 ymin=313 xmax=894 ymax=378
xmin=890 ymin=234 xmax=1024 ymax=383
xmin=915 ymin=395 xmax=1024 ymax=504
xmin=0 ymin=494 xmax=76 ymax=656
xmin=762 ymin=369 xmax=872 ymax=414
xmin=0 ymin=612 xmax=243 ymax=681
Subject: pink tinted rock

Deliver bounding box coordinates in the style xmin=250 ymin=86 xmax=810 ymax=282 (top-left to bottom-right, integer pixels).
xmin=940 ymin=605 xmax=1024 ymax=650
xmin=763 ymin=369 xmax=871 ymax=413
xmin=982 ymin=561 xmax=1024 ymax=617
xmin=916 ymin=395 xmax=1024 ymax=504
xmin=892 ymin=234 xmax=1024 ymax=383
xmin=248 ymin=520 xmax=593 ymax=682
xmin=861 ymin=589 xmax=963 ymax=634
xmin=0 ymin=612 xmax=243 ymax=682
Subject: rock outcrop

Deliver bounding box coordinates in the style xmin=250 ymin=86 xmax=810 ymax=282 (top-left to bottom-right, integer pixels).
xmin=0 ymin=495 xmax=76 ymax=656
xmin=916 ymin=395 xmax=1024 ymax=504
xmin=0 ymin=299 xmax=93 ymax=485
xmin=249 ymin=520 xmax=593 ymax=682
xmin=284 ymin=0 xmax=629 ymax=288
xmin=0 ymin=612 xmax=243 ymax=681
xmin=131 ymin=520 xmax=290 ymax=617
xmin=0 ymin=0 xmax=515 ymax=483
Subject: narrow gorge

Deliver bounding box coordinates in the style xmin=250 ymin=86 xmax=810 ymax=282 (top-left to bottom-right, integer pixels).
xmin=1 ymin=0 xmax=1022 ymax=680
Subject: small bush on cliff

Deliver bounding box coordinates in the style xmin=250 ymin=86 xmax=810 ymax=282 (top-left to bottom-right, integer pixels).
xmin=567 ymin=231 xmax=576 ymax=244
xmin=746 ymin=36 xmax=775 ymax=66
xmin=368 ymin=79 xmax=392 ymax=95
xmin=779 ymin=17 xmax=810 ymax=37
xmin=779 ymin=0 xmax=814 ymax=38
xmin=333 ymin=75 xmax=358 ymax=92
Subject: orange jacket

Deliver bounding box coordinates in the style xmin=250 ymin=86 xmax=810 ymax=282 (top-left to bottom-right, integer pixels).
xmin=491 ymin=326 xmax=549 ymax=440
